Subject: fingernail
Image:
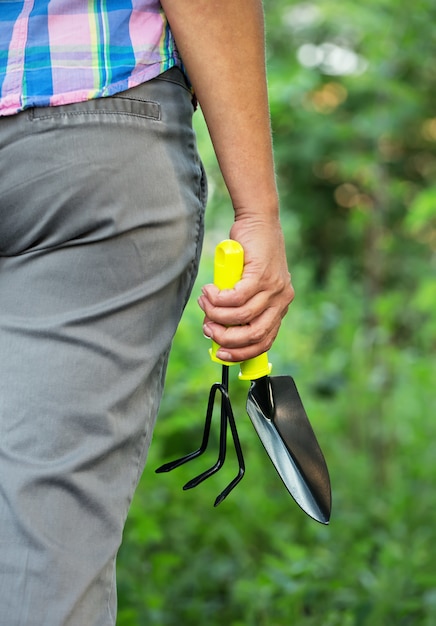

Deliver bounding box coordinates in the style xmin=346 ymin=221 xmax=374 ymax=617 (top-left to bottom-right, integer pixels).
xmin=201 ymin=284 xmax=213 ymax=296
xmin=216 ymin=350 xmax=232 ymax=361
xmin=203 ymin=324 xmax=213 ymax=339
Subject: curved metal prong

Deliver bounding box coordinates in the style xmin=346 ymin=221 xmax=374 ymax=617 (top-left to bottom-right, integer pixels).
xmin=155 ymin=450 xmax=203 ymax=474
xmin=155 ymin=382 xmax=221 ymax=474
xmin=214 ymin=469 xmax=244 ymax=506
xmin=214 ymin=395 xmax=245 ymax=506
xmin=182 ymin=460 xmax=223 ymax=489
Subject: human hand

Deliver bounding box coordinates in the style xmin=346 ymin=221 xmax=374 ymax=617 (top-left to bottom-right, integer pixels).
xmin=198 ymin=217 xmax=294 ymax=362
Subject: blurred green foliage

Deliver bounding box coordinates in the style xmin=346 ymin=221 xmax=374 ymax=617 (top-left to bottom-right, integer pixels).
xmin=117 ymin=1 xmax=436 ymax=623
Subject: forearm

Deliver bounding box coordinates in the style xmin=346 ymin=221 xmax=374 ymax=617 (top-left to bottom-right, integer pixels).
xmin=160 ymin=0 xmax=279 ymax=220
xmin=161 ymin=0 xmax=293 ymax=361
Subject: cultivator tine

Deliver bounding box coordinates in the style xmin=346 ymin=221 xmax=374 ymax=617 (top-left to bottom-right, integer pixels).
xmin=213 ymin=393 xmax=245 ymax=507
xmin=155 ymin=382 xmax=220 ymax=473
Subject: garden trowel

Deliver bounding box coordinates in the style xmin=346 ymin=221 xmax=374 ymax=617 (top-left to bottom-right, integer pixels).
xmin=210 ymin=240 xmax=332 ymax=524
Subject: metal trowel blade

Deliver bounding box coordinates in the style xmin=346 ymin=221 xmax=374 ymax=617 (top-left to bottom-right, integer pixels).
xmin=246 ymin=375 xmax=331 ymax=524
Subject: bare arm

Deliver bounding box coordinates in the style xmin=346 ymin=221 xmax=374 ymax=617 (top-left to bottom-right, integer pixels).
xmin=161 ymin=0 xmax=294 ymax=362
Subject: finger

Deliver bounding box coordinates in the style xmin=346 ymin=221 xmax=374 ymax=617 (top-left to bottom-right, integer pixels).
xmin=200 ymin=280 xmax=256 ymax=309
xmin=203 ymin=305 xmax=285 ymax=352
xmin=200 ymin=271 xmax=294 ymax=315
xmin=198 ymin=290 xmax=270 ymax=327
xmin=214 ymin=328 xmax=278 ymax=363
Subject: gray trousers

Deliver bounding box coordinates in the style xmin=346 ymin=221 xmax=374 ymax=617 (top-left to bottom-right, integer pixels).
xmin=0 ymin=68 xmax=206 ymax=625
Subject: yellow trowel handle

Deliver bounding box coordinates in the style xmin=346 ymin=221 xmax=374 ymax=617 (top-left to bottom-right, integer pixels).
xmin=238 ymin=352 xmax=272 ymax=381
xmin=209 ymin=240 xmax=272 ymax=380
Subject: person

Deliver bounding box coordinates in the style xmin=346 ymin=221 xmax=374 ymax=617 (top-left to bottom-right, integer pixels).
xmin=0 ymin=1 xmax=294 ymax=624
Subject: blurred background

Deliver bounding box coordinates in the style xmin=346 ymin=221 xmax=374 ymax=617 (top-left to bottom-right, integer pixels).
xmin=117 ymin=1 xmax=436 ymax=624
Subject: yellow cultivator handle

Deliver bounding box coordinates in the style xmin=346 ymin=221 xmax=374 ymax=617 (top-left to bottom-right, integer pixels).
xmin=209 ymin=240 xmax=272 ymax=380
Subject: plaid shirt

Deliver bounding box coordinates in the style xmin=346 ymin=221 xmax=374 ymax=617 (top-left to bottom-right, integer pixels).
xmin=0 ymin=0 xmax=181 ymax=116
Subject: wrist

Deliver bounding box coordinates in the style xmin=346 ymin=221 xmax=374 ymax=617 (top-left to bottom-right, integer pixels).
xmin=232 ymin=191 xmax=280 ymax=222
